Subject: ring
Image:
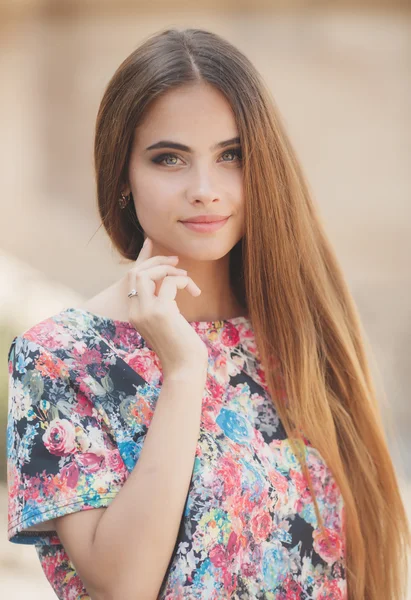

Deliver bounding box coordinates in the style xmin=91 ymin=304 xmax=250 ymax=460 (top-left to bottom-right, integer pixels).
xmin=127 ymin=289 xmax=138 ymax=298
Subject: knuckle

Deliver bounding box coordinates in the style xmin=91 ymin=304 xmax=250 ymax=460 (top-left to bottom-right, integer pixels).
xmin=133 ymin=270 xmax=144 ymax=282
xmin=127 ymin=267 xmax=139 ymax=280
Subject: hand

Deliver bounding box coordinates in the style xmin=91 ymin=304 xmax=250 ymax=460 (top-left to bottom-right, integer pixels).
xmin=126 ymin=238 xmax=208 ymax=379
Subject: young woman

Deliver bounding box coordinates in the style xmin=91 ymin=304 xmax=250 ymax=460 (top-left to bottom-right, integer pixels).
xmin=6 ymin=27 xmax=410 ymax=600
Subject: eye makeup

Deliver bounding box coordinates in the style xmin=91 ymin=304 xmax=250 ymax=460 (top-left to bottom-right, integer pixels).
xmin=151 ymin=147 xmax=243 ymax=166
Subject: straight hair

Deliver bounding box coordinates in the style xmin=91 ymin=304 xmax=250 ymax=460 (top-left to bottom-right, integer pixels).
xmin=94 ymin=27 xmax=410 ymax=599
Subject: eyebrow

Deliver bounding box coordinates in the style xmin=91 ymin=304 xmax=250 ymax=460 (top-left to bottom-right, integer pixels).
xmin=145 ymin=136 xmax=241 ymax=152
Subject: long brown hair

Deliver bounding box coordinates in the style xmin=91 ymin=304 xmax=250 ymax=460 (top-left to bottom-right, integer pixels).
xmin=94 ymin=28 xmax=410 ymax=599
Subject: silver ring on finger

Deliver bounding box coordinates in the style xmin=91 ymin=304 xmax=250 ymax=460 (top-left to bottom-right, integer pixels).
xmin=127 ymin=289 xmax=139 ymax=298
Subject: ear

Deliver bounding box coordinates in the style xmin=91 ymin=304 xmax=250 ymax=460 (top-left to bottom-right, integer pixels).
xmin=121 ymin=186 xmax=131 ymax=196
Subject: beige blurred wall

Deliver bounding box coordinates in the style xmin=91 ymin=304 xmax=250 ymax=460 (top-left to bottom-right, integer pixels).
xmin=0 ymin=3 xmax=410 ymax=598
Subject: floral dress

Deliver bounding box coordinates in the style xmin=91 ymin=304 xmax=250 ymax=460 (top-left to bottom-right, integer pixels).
xmin=7 ymin=307 xmax=346 ymax=599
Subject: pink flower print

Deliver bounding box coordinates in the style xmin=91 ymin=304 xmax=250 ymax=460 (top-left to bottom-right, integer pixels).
xmin=268 ymin=468 xmax=288 ymax=494
xmin=106 ymin=448 xmax=125 ymax=472
xmin=129 ymin=350 xmax=158 ymax=381
xmin=75 ymin=452 xmax=105 ymax=473
xmin=317 ymin=577 xmax=346 ymax=599
xmin=241 ymin=560 xmax=257 ymax=578
xmin=210 ymin=531 xmax=241 ymax=567
xmin=42 ymin=419 xmax=76 ymax=456
xmin=241 ymin=543 xmax=260 ymax=578
xmin=61 ymin=462 xmax=80 ymax=488
xmin=206 ymin=377 xmax=226 ymax=403
xmin=209 ymin=531 xmax=240 ymax=594
xmin=250 ymin=509 xmax=272 ymax=543
xmin=73 ymin=346 xmax=103 ymax=379
xmin=313 ymin=527 xmax=343 ymax=565
xmin=290 ymin=469 xmax=312 ymax=502
xmin=75 ymin=391 xmax=93 ymax=417
xmin=26 ymin=320 xmax=57 ymax=349
xmin=216 ymin=455 xmax=242 ymax=497
xmin=324 ymin=479 xmax=342 ymax=506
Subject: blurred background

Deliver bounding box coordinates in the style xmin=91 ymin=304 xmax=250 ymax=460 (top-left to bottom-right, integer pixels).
xmin=1 ymin=0 xmax=410 ymax=597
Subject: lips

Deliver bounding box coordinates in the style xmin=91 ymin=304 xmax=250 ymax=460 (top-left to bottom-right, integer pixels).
xmin=180 ymin=215 xmax=230 ymax=224
xmin=180 ymin=217 xmax=230 ymax=233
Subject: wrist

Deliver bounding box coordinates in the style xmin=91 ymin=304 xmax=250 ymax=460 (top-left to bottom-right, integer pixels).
xmin=163 ymin=364 xmax=207 ymax=384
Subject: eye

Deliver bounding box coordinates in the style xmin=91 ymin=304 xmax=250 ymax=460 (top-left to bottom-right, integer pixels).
xmin=219 ymin=148 xmax=243 ymax=163
xmin=151 ymin=153 xmax=182 ymax=166
xmin=151 ymin=147 xmax=243 ymax=167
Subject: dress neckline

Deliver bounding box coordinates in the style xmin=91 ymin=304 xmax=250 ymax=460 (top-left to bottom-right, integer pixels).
xmin=63 ymin=307 xmax=251 ymax=332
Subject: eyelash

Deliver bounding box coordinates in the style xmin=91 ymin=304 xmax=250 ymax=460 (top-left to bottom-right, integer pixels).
xmin=151 ymin=148 xmax=243 ymax=166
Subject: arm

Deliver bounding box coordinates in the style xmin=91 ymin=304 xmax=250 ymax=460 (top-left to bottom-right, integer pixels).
xmin=55 ymin=367 xmax=207 ymax=600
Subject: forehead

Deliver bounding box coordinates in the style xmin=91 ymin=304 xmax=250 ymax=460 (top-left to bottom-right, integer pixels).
xmin=135 ymin=83 xmax=238 ymax=146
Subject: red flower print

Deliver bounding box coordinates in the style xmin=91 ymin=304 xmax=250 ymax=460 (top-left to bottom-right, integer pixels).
xmin=221 ymin=323 xmax=240 ymax=347
xmin=276 ymin=574 xmax=304 ymax=599
xmin=317 ymin=577 xmax=345 ymax=599
xmin=209 ymin=532 xmax=240 ymax=596
xmin=313 ymin=527 xmax=343 ymax=565
xmin=42 ymin=419 xmax=76 ymax=456
xmin=35 ymin=352 xmax=62 ymax=380
xmin=210 ymin=531 xmax=240 ymax=568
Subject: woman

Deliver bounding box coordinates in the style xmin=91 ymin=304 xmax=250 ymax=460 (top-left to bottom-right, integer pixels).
xmin=6 ymin=27 xmax=410 ymax=599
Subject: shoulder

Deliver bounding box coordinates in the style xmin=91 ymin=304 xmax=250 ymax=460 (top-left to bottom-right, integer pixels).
xmin=7 ymin=307 xmax=97 ymax=373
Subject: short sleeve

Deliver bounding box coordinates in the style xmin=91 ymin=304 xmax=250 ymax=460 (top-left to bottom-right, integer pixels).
xmin=7 ymin=334 xmax=128 ymax=544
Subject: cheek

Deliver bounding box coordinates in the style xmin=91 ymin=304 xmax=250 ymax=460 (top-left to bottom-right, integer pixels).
xmin=228 ymin=170 xmax=244 ymax=205
xmin=131 ymin=170 xmax=175 ymax=221
xmin=134 ymin=197 xmax=165 ymax=227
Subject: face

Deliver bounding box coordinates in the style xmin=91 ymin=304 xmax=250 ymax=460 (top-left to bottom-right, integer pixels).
xmin=123 ymin=82 xmax=245 ymax=262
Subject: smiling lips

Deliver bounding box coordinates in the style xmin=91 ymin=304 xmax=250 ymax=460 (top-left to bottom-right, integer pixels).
xmin=179 ymin=215 xmax=230 ymax=233
xmin=180 ymin=214 xmax=230 ymax=223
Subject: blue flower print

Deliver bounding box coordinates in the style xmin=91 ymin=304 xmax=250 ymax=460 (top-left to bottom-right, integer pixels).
xmin=216 ymin=408 xmax=253 ymax=444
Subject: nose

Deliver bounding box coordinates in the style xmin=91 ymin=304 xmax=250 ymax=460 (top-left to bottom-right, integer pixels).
xmin=186 ymin=163 xmax=221 ymax=206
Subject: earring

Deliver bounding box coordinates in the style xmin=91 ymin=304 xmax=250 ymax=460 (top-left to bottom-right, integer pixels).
xmin=119 ymin=191 xmax=130 ymax=209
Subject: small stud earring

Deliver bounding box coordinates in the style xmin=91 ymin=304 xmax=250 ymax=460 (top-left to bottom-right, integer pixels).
xmin=119 ymin=192 xmax=130 ymax=209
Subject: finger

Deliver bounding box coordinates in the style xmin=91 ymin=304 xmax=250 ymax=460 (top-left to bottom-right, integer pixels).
xmin=134 ymin=237 xmax=152 ymax=266
xmin=135 ymin=265 xmax=187 ymax=280
xmin=157 ymin=275 xmax=201 ymax=301
xmin=127 ymin=266 xmax=188 ymax=308
xmin=133 ymin=255 xmax=180 ymax=273
xmin=127 ymin=270 xmax=155 ymax=306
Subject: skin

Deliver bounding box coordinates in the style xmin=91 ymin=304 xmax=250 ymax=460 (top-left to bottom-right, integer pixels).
xmin=83 ymin=81 xmax=248 ymax=323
